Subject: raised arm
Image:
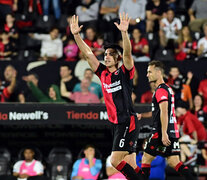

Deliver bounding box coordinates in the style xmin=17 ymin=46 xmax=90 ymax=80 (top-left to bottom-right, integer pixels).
xmin=60 ymin=80 xmax=72 ymax=98
xmin=70 ymin=15 xmax=99 ymax=72
xmin=114 ymin=13 xmax=133 ymax=70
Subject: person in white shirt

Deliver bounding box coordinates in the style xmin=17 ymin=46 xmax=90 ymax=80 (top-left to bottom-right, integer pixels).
xmin=197 ymin=23 xmax=207 ymax=57
xmin=13 ymin=148 xmax=46 ymax=180
xmin=160 ymin=8 xmax=182 ymax=40
xmin=29 ymin=27 xmax=63 ymax=61
xmin=119 ymin=0 xmax=147 ymax=32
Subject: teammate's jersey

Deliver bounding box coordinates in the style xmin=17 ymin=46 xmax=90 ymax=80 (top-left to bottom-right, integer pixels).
xmin=152 ymin=83 xmax=180 ymax=138
xmin=95 ymin=63 xmax=135 ymax=124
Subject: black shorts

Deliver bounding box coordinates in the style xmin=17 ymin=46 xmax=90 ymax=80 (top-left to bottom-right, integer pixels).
xmin=144 ymin=132 xmax=180 ymax=157
xmin=112 ymin=114 xmax=140 ymax=153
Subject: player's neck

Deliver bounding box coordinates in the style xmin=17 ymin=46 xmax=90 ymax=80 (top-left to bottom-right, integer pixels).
xmin=107 ymin=66 xmax=117 ymax=73
xmin=155 ymin=78 xmax=165 ymax=87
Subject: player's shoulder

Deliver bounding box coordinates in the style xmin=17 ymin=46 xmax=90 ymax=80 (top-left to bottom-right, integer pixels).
xmin=157 ymin=83 xmax=168 ymax=89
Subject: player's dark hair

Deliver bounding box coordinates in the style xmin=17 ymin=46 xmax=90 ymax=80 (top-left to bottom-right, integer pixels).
xmin=148 ymin=60 xmax=164 ymax=74
xmin=84 ymin=144 xmax=95 ymax=150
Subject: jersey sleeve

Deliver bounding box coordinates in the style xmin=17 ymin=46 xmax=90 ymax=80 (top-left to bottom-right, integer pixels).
xmin=155 ymin=88 xmax=168 ymax=103
xmin=95 ymin=63 xmax=106 ymax=79
xmin=71 ymin=159 xmax=82 ymax=179
xmin=121 ymin=65 xmax=135 ymax=80
xmin=13 ymin=161 xmax=23 ymax=173
xmin=34 ymin=161 xmax=44 ymax=174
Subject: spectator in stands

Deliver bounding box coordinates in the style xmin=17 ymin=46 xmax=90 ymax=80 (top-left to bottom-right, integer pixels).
xmin=43 ymin=0 xmax=61 ymax=20
xmin=61 ymin=78 xmax=100 ymax=103
xmin=188 ymin=0 xmax=207 ymax=32
xmin=21 ymin=73 xmax=39 ymax=102
xmin=74 ymin=52 xmax=101 ymax=85
xmin=63 ymin=37 xmax=79 ymax=61
xmin=3 ymin=65 xmax=24 ymax=103
xmin=29 ymin=27 xmax=63 ymax=61
xmin=106 ymin=155 xmax=126 ymax=179
xmin=59 ymin=64 xmax=80 ymax=102
xmin=198 ymin=71 xmax=207 ymax=106
xmin=3 ymin=14 xmax=19 ymax=41
xmin=0 ymin=31 xmax=16 ymax=60
xmin=181 ymin=80 xmax=193 ymax=110
xmin=73 ymin=68 xmax=103 ymax=100
xmin=23 ymin=76 xmax=66 ymax=103
xmin=0 ymin=0 xmax=18 ymax=21
xmin=17 ymin=0 xmax=43 ymax=15
xmin=146 ymin=0 xmax=168 ymax=32
xmin=185 ymin=71 xmax=200 ymax=98
xmin=84 ymin=27 xmax=97 ymax=48
xmin=197 ymin=23 xmax=207 ymax=58
xmin=160 ymin=8 xmax=182 ymax=41
xmin=71 ymin=144 xmax=102 ymax=180
xmin=62 ymin=16 xmax=72 ymax=42
xmin=130 ymin=28 xmax=150 ymax=62
xmin=176 ymin=101 xmax=207 ymax=164
xmin=140 ymin=81 xmax=156 ymax=103
xmin=75 ymin=0 xmax=99 ymax=30
xmin=92 ymin=34 xmax=105 ymax=60
xmin=191 ymin=94 xmax=207 ymax=127
xmin=99 ymin=0 xmax=121 ymax=43
xmin=175 ymin=26 xmax=197 ymax=61
xmin=167 ymin=66 xmax=184 ymax=102
xmin=119 ymin=0 xmax=147 ymax=33
xmin=13 ymin=148 xmax=46 ymax=180
xmin=0 ymin=68 xmax=16 ymax=102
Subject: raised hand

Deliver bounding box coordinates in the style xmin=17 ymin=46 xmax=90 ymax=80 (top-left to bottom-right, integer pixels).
xmin=70 ymin=15 xmax=83 ymax=35
xmin=114 ymin=12 xmax=130 ymax=32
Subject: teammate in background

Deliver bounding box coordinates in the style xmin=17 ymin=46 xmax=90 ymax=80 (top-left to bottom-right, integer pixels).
xmin=70 ymin=13 xmax=143 ymax=179
xmin=140 ymin=60 xmax=195 ymax=180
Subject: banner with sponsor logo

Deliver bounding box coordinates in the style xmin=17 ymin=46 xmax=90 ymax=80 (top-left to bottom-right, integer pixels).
xmin=0 ymin=103 xmax=152 ymax=125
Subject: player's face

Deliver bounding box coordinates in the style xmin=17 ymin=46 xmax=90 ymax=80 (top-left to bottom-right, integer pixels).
xmin=147 ymin=65 xmax=159 ymax=83
xmin=84 ymin=147 xmax=95 ymax=158
xmin=104 ymin=48 xmax=117 ymax=68
xmin=24 ymin=149 xmax=34 ymax=161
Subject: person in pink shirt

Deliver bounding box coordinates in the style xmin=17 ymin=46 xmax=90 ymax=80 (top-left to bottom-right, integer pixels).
xmin=64 ymin=38 xmax=79 ymax=61
xmin=13 ymin=148 xmax=47 ymax=180
xmin=60 ymin=78 xmax=100 ymax=104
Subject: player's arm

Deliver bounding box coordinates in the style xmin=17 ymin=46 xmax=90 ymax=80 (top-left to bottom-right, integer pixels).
xmin=159 ymin=101 xmax=171 ymax=146
xmin=114 ymin=12 xmax=133 ymax=70
xmin=70 ymin=15 xmax=99 ymax=72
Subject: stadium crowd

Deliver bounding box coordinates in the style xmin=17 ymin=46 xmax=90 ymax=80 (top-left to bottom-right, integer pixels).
xmin=0 ymin=0 xmax=207 ymax=179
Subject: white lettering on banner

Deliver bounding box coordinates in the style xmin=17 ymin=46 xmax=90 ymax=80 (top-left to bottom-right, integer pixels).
xmin=100 ymin=111 xmax=108 ymax=120
xmin=106 ymin=85 xmax=122 ymax=93
xmin=9 ymin=111 xmax=48 ymax=120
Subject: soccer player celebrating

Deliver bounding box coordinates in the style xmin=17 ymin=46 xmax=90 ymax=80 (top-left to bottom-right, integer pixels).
xmin=141 ymin=60 xmax=195 ymax=180
xmin=70 ymin=13 xmax=143 ymax=179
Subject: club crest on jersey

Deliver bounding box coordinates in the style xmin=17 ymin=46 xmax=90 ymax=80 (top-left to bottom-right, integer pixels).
xmin=114 ymin=70 xmax=120 ymax=75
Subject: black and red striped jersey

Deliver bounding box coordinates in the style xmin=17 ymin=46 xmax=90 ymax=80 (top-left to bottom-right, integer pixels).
xmin=152 ymin=83 xmax=180 ymax=138
xmin=95 ymin=63 xmax=136 ymax=124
